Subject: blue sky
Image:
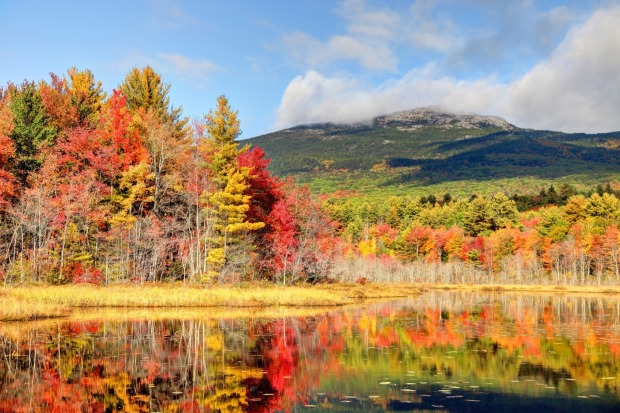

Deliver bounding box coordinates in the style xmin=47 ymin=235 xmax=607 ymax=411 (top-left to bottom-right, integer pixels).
xmin=1 ymin=0 xmax=619 ymax=137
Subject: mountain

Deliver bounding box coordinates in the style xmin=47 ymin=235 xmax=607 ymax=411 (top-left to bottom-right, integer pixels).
xmin=246 ymin=107 xmax=620 ymax=198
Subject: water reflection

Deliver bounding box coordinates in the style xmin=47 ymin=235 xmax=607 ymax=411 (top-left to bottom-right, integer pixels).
xmin=1 ymin=292 xmax=620 ymax=412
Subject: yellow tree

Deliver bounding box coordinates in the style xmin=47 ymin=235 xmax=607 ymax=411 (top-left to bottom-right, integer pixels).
xmin=66 ymin=67 xmax=106 ymax=127
xmin=202 ymin=95 xmax=263 ymax=282
xmin=119 ymin=66 xmax=188 ymax=139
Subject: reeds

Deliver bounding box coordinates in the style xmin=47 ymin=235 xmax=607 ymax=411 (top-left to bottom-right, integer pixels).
xmin=0 ymin=283 xmax=421 ymax=322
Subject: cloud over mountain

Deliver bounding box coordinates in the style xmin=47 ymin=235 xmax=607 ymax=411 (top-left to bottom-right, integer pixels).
xmin=276 ymin=3 xmax=620 ymax=133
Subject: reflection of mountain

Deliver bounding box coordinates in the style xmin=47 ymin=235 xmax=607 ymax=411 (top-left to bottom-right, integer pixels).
xmin=1 ymin=292 xmax=620 ymax=412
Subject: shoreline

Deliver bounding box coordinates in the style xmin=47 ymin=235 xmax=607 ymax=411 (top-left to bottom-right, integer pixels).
xmin=417 ymin=283 xmax=620 ymax=294
xmin=2 ymin=282 xmax=620 ymax=322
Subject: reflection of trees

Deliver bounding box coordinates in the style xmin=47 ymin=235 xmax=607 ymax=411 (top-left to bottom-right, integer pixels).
xmin=0 ymin=319 xmax=268 ymax=412
xmin=1 ymin=293 xmax=620 ymax=411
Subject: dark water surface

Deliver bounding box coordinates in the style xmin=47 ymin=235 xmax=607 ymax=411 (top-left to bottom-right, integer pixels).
xmin=2 ymin=291 xmax=620 ymax=412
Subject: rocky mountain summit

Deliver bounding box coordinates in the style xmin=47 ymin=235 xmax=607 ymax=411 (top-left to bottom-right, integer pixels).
xmin=374 ymin=107 xmax=515 ymax=130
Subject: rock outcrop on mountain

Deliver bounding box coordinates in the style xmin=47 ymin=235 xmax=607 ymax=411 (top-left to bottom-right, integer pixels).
xmin=374 ymin=107 xmax=515 ymax=130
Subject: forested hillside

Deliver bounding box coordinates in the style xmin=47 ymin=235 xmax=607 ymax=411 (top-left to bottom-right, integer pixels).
xmin=248 ymin=108 xmax=620 ymax=198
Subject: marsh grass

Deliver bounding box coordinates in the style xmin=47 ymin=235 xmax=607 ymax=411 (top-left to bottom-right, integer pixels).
xmin=1 ymin=298 xmax=70 ymax=322
xmin=5 ymin=282 xmax=616 ymax=323
xmin=0 ymin=283 xmax=421 ymax=322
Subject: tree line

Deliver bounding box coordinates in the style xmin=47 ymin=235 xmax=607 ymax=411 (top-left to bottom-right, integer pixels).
xmin=0 ymin=67 xmax=335 ymax=284
xmin=326 ymin=187 xmax=620 ymax=284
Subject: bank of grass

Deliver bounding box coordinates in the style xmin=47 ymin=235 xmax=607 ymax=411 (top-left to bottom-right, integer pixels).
xmin=0 ymin=283 xmax=421 ymax=322
xmin=4 ymin=282 xmax=620 ymax=323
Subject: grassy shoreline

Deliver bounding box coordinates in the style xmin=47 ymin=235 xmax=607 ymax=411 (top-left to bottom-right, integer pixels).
xmin=2 ymin=282 xmax=620 ymax=322
xmin=0 ymin=283 xmax=420 ymax=322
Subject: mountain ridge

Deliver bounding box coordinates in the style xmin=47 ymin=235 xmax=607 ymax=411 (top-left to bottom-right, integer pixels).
xmin=246 ymin=107 xmax=620 ymax=198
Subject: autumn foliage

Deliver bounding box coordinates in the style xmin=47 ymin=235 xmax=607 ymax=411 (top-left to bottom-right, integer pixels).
xmin=1 ymin=67 xmax=619 ymax=286
xmin=0 ymin=68 xmax=336 ymax=284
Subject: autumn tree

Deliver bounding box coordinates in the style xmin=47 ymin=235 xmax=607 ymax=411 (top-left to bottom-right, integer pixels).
xmin=202 ymin=95 xmax=263 ymax=281
xmin=66 ymin=67 xmax=106 ymax=127
xmin=238 ymin=146 xmax=288 ymax=279
xmin=0 ymin=90 xmax=16 ymax=209
xmin=7 ymin=81 xmax=56 ymax=184
xmin=39 ymin=73 xmax=79 ymax=131
xmin=119 ymin=66 xmax=188 ymax=138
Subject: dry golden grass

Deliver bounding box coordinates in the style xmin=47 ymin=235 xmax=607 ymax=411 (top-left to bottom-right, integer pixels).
xmin=0 ymin=282 xmax=422 ymax=322
xmin=0 ymin=299 xmax=70 ymax=322
xmin=9 ymin=281 xmax=620 ymax=323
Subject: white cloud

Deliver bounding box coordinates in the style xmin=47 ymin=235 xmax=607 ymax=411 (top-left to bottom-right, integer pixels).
xmin=149 ymin=0 xmax=197 ymax=29
xmin=506 ymin=5 xmax=620 ymax=132
xmin=405 ymin=0 xmax=461 ymax=52
xmin=281 ymin=0 xmax=400 ymax=71
xmin=156 ymin=53 xmax=219 ymax=84
xmin=275 ymin=5 xmax=620 ymax=134
xmin=275 ymin=67 xmax=503 ymax=129
xmin=112 ymin=52 xmax=219 ymax=88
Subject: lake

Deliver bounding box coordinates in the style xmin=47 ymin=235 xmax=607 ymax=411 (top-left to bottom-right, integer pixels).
xmin=1 ymin=291 xmax=620 ymax=412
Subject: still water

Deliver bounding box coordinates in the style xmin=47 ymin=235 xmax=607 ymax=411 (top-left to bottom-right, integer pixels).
xmin=2 ymin=292 xmax=620 ymax=412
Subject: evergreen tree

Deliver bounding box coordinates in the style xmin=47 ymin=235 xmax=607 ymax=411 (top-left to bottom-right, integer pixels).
xmin=202 ymin=95 xmax=263 ymax=281
xmin=67 ymin=67 xmax=106 ymax=127
xmin=7 ymin=81 xmax=57 ymax=184
xmin=119 ymin=66 xmax=188 ymax=138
